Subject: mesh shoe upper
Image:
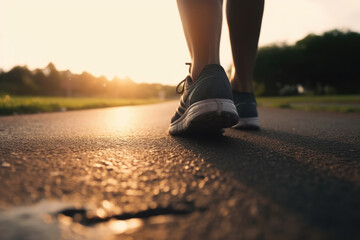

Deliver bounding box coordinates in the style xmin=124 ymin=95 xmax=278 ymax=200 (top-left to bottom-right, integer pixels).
xmin=232 ymin=90 xmax=258 ymax=118
xmin=171 ymin=64 xmax=234 ymax=123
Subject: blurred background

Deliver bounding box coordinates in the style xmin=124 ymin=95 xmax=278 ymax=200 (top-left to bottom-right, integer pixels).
xmin=0 ymin=0 xmax=359 ymax=113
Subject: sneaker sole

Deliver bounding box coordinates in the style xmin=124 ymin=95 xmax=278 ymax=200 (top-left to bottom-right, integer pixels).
xmin=232 ymin=117 xmax=260 ymax=130
xmin=169 ymin=99 xmax=239 ymax=135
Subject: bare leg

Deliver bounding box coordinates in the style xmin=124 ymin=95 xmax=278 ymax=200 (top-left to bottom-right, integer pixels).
xmin=177 ymin=0 xmax=223 ymax=81
xmin=226 ymin=0 xmax=264 ymax=93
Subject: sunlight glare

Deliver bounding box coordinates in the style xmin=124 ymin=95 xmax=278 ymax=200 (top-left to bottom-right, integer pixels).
xmin=109 ymin=218 xmax=143 ymax=234
xmin=1 ymin=0 xmax=359 ymax=85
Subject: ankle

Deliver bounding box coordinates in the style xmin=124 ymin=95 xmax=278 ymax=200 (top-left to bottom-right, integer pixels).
xmin=190 ymin=59 xmax=220 ymax=81
xmin=231 ymin=82 xmax=254 ymax=93
xmin=230 ymin=73 xmax=254 ymax=93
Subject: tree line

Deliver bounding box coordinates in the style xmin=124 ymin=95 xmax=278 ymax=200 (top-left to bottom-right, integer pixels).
xmin=1 ymin=29 xmax=359 ymax=97
xmin=0 ymin=63 xmax=178 ymax=99
xmin=252 ymin=29 xmax=360 ymax=96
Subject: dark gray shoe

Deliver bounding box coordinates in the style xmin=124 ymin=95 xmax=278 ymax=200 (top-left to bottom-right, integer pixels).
xmin=169 ymin=64 xmax=239 ymax=135
xmin=232 ymin=90 xmax=260 ymax=130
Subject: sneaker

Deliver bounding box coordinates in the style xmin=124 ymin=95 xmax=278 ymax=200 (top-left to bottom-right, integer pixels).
xmin=232 ymin=90 xmax=260 ymax=130
xmin=169 ymin=64 xmax=239 ymax=135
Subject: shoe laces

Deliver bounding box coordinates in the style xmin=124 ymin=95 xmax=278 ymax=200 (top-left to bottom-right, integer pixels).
xmin=176 ymin=63 xmax=192 ymax=94
xmin=176 ymin=78 xmax=186 ymax=94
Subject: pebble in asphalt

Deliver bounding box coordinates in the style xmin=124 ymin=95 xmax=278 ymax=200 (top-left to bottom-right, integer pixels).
xmin=0 ymin=101 xmax=359 ymax=240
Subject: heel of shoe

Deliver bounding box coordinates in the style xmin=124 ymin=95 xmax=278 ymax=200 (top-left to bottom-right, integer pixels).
xmin=232 ymin=117 xmax=260 ymax=130
xmin=169 ymin=99 xmax=239 ymax=135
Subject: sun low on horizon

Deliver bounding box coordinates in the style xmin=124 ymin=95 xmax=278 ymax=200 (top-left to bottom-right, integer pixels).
xmin=1 ymin=0 xmax=359 ymax=85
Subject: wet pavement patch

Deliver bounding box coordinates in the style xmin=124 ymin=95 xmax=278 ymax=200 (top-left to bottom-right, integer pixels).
xmin=59 ymin=205 xmax=194 ymax=227
xmin=0 ymin=200 xmax=202 ymax=240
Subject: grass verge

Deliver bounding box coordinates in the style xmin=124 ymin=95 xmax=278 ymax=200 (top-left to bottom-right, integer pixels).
xmin=1 ymin=95 xmax=359 ymax=116
xmin=0 ymin=95 xmax=164 ymax=116
xmin=257 ymin=95 xmax=360 ymax=113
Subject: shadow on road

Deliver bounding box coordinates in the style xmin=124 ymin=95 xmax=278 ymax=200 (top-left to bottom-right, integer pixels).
xmin=247 ymin=128 xmax=360 ymax=161
xmin=173 ymin=129 xmax=360 ymax=239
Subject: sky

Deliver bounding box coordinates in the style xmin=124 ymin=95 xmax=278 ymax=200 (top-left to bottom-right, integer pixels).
xmin=1 ymin=0 xmax=359 ymax=85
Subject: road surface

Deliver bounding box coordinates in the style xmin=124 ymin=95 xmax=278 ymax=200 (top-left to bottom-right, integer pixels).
xmin=0 ymin=101 xmax=359 ymax=240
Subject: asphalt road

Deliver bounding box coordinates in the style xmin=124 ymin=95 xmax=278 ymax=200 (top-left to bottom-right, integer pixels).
xmin=0 ymin=101 xmax=359 ymax=240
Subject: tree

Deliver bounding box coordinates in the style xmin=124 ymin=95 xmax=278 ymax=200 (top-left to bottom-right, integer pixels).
xmin=252 ymin=29 xmax=360 ymax=96
xmin=295 ymin=30 xmax=360 ymax=94
xmin=1 ymin=65 xmax=37 ymax=95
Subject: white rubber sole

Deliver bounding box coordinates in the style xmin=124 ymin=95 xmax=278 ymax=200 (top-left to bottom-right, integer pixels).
xmin=232 ymin=117 xmax=260 ymax=130
xmin=169 ymin=99 xmax=239 ymax=135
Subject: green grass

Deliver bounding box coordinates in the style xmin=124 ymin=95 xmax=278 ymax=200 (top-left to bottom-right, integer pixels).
xmin=0 ymin=95 xmax=163 ymax=116
xmin=1 ymin=95 xmax=359 ymax=116
xmin=257 ymin=95 xmax=360 ymax=113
